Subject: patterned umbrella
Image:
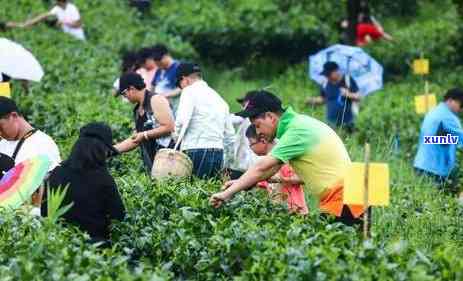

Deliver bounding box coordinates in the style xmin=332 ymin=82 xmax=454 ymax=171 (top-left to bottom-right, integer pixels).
xmin=0 ymin=155 xmax=51 ymax=209
xmin=308 ymin=44 xmax=383 ymax=96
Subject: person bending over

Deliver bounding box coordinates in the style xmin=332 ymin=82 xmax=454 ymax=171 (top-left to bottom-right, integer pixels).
xmin=246 ymin=124 xmax=308 ymax=215
xmin=7 ymin=0 xmax=85 ymax=41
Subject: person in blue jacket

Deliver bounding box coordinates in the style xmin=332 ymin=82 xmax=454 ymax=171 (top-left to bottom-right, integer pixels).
xmin=414 ymin=88 xmax=463 ymax=194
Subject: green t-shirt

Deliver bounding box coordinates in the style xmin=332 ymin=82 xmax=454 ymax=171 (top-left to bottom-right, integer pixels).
xmin=271 ymin=107 xmax=351 ymax=197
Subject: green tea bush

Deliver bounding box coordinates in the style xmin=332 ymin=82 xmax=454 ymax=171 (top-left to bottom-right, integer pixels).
xmin=0 ymin=211 xmax=173 ymax=280
xmin=109 ymin=175 xmax=463 ymax=280
xmin=154 ymin=0 xmax=343 ymax=64
xmin=0 ymin=0 xmax=462 ymax=280
xmin=365 ymin=0 xmax=460 ymax=78
xmin=369 ymin=0 xmax=419 ymax=18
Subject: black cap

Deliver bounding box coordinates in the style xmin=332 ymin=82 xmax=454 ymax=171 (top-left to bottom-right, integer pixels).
xmin=321 ymin=61 xmax=340 ymax=77
xmin=0 ymin=97 xmax=19 ymax=118
xmin=235 ymin=90 xmax=283 ymax=118
xmin=117 ymin=72 xmax=146 ymax=95
xmin=80 ymin=122 xmax=119 ymax=155
xmin=175 ymin=62 xmax=201 ymax=87
xmin=236 ymin=90 xmax=260 ymax=104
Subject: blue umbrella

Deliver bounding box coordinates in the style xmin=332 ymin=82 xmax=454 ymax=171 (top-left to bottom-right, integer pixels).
xmin=308 ymin=44 xmax=383 ymax=96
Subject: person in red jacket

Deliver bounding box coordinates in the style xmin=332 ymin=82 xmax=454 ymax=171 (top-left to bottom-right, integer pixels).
xmin=356 ymin=16 xmax=393 ymax=46
xmin=340 ymin=15 xmax=393 ymax=47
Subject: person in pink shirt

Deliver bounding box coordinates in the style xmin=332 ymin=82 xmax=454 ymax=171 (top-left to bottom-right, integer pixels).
xmin=246 ymin=124 xmax=308 ymax=215
xmin=137 ymin=47 xmax=159 ymax=91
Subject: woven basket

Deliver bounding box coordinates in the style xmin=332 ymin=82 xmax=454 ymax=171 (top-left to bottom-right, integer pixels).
xmin=151 ymin=148 xmax=193 ymax=179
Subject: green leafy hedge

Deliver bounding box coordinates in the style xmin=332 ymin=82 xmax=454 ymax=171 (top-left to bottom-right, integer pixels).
xmin=155 ymin=0 xmax=343 ymax=64
xmin=0 ymin=1 xmax=463 ymax=280
xmin=365 ymin=0 xmax=460 ymax=78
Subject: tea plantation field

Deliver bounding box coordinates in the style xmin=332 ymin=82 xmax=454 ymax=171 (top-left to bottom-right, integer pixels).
xmin=0 ymin=1 xmax=462 ymax=280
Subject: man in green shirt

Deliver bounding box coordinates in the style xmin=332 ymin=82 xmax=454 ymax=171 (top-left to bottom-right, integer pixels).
xmin=209 ymin=91 xmax=364 ymax=225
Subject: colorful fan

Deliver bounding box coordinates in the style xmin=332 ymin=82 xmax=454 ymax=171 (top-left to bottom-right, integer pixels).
xmin=0 ymin=155 xmax=51 ymax=209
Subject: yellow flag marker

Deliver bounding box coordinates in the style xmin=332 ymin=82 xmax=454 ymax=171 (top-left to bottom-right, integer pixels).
xmin=0 ymin=83 xmax=11 ymax=98
xmin=413 ymin=59 xmax=429 ymax=75
xmin=344 ymin=162 xmax=390 ymax=206
xmin=414 ymin=94 xmax=436 ymax=114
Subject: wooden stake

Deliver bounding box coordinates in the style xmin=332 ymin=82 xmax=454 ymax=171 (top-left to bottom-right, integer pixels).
xmin=424 ymin=80 xmax=429 ymax=112
xmin=363 ymin=143 xmax=370 ymax=240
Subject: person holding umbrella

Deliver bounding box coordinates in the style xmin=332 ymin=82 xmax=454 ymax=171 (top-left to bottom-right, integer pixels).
xmin=0 ymin=97 xmax=61 ymax=171
xmin=307 ymin=44 xmax=384 ymax=132
xmin=7 ymin=0 xmax=86 ymax=41
xmin=210 ymin=91 xmax=365 ymax=226
xmin=0 ymin=97 xmax=61 ymax=209
xmin=307 ymin=62 xmax=361 ymax=133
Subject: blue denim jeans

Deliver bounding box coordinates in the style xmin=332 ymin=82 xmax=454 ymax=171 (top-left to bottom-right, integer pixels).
xmin=185 ymin=148 xmax=224 ymax=180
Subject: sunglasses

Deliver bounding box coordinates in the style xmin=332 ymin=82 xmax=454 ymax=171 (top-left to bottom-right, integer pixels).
xmin=120 ymin=88 xmax=129 ymax=97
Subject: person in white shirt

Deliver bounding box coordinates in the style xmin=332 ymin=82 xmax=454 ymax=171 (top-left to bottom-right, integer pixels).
xmin=7 ymin=0 xmax=86 ymax=41
xmin=175 ymin=63 xmax=235 ymax=179
xmin=225 ymin=92 xmax=262 ymax=179
xmin=0 ymin=97 xmax=61 ymax=207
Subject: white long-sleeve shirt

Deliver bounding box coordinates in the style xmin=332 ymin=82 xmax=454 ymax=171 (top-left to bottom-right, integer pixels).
xmin=227 ymin=115 xmax=258 ymax=172
xmin=50 ymin=3 xmax=86 ymax=41
xmin=175 ymin=80 xmax=235 ymax=153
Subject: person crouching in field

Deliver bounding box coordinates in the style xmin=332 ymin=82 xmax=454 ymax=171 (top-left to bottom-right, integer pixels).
xmin=210 ymin=91 xmax=365 ymax=226
xmin=41 ymin=123 xmax=125 ymax=244
xmin=246 ymin=124 xmax=308 ymax=215
xmin=414 ymin=88 xmax=463 ymax=196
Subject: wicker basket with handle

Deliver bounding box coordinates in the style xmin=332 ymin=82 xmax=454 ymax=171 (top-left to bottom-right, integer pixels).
xmin=151 ymin=148 xmax=192 ymax=179
xmin=151 ymin=121 xmax=193 ymax=180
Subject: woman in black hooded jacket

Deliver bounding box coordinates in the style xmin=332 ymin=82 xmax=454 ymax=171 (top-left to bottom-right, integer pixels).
xmin=41 ymin=122 xmax=125 ymax=241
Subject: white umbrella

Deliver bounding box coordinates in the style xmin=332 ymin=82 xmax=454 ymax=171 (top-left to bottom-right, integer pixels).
xmin=0 ymin=38 xmax=44 ymax=82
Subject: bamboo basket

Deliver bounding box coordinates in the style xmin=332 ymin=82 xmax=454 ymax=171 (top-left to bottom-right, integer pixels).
xmin=151 ymin=148 xmax=193 ymax=179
